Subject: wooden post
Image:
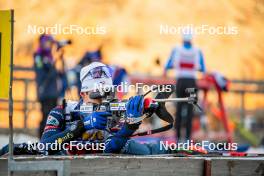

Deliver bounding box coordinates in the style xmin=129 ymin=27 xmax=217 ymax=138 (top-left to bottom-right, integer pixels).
xmin=8 ymin=9 xmax=14 ymax=162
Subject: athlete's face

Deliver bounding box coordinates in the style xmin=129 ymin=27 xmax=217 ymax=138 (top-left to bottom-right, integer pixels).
xmin=80 ymin=91 xmax=102 ymax=104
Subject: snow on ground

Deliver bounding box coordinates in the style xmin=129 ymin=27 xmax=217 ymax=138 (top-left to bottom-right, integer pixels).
xmin=0 ymin=133 xmax=39 ymax=148
xmin=247 ymin=147 xmax=264 ymax=154
xmin=0 ymin=133 xmax=263 ymax=154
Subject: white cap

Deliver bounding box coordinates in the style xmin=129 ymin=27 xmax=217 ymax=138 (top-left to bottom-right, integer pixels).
xmin=182 ymin=27 xmax=193 ymax=41
xmin=80 ymin=62 xmax=113 ymax=92
xmin=182 ymin=32 xmax=193 ymax=41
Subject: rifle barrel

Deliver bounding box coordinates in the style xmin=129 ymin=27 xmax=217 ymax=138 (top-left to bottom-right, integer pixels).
xmin=153 ymin=97 xmax=191 ymax=103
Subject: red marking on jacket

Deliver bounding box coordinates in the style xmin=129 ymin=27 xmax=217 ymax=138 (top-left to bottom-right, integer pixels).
xmin=44 ymin=125 xmax=59 ymax=131
xmin=179 ymin=62 xmax=195 ymax=69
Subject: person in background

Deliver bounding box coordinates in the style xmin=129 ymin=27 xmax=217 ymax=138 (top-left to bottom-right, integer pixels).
xmin=34 ymin=34 xmax=59 ymax=138
xmin=163 ymin=33 xmax=206 ymax=141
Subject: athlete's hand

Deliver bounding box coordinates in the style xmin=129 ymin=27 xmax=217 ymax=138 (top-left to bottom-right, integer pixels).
xmin=126 ymin=95 xmax=144 ymax=118
xmin=83 ymin=111 xmax=111 ymax=130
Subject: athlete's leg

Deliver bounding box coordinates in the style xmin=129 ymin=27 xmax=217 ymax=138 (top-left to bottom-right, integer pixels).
xmin=121 ymin=139 xmax=169 ymax=155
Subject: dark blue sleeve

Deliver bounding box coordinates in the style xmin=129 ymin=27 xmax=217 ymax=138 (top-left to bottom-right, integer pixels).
xmin=40 ymin=106 xmax=84 ymax=154
xmin=40 ymin=106 xmax=85 ymax=144
xmin=40 ymin=106 xmax=65 ymax=143
xmin=104 ymin=123 xmax=140 ymax=153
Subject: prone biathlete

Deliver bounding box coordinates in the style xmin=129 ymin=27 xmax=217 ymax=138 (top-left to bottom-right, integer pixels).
xmin=38 ymin=62 xmax=168 ymax=155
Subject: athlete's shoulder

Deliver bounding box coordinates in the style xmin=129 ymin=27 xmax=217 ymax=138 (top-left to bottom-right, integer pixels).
xmin=42 ymin=105 xmax=64 ymax=133
xmin=49 ymin=105 xmax=64 ymax=116
xmin=46 ymin=105 xmax=64 ymax=125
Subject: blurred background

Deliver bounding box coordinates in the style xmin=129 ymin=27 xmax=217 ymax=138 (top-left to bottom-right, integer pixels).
xmin=0 ymin=0 xmax=264 ymax=149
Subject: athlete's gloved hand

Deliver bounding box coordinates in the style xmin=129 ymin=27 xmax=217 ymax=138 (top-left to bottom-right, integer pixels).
xmin=126 ymin=95 xmax=144 ymax=118
xmin=83 ymin=111 xmax=111 ymax=130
